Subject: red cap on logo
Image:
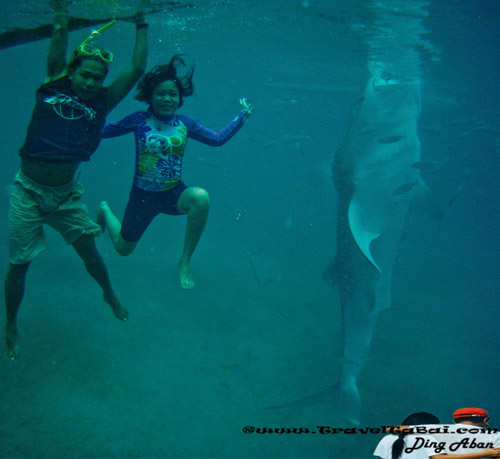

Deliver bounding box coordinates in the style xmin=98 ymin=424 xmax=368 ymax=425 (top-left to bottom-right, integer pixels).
xmin=453 ymin=408 xmax=489 ymax=419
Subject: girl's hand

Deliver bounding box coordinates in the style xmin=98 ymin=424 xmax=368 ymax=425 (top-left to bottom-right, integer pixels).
xmin=240 ymin=98 xmax=253 ymax=117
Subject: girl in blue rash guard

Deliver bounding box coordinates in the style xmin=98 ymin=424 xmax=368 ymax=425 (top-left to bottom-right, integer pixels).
xmin=98 ymin=55 xmax=253 ymax=289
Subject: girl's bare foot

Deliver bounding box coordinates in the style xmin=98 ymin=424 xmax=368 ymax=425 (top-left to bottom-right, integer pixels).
xmin=178 ymin=259 xmax=195 ymax=289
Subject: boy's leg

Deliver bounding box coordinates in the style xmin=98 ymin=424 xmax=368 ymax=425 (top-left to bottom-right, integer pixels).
xmin=5 ymin=173 xmax=46 ymax=359
xmin=72 ymin=234 xmax=128 ymax=321
xmin=4 ymin=262 xmax=30 ymax=359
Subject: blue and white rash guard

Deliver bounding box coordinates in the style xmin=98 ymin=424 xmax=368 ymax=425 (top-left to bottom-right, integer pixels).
xmin=101 ymin=110 xmax=248 ymax=191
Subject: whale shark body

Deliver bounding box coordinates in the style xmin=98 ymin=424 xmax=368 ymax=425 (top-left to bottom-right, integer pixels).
xmin=327 ymin=74 xmax=422 ymax=423
xmin=271 ymin=0 xmax=434 ymax=424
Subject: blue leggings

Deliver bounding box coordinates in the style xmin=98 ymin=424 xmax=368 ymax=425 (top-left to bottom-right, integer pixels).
xmin=120 ymin=182 xmax=188 ymax=242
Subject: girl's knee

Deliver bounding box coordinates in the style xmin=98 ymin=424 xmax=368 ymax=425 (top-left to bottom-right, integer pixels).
xmin=193 ymin=188 xmax=210 ymax=210
xmin=179 ymin=187 xmax=210 ymax=213
xmin=115 ymin=237 xmax=136 ymax=257
xmin=116 ymin=245 xmax=134 ymax=257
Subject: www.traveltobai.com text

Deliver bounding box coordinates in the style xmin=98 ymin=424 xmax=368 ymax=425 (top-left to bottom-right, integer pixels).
xmin=242 ymin=426 xmax=390 ymax=435
xmin=242 ymin=426 xmax=500 ymax=435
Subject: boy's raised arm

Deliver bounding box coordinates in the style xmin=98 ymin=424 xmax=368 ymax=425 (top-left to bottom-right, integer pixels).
xmin=46 ymin=0 xmax=70 ymax=82
xmin=107 ymin=16 xmax=148 ymax=112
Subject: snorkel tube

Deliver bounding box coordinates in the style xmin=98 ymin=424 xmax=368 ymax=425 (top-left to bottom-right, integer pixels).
xmin=80 ymin=18 xmax=116 ymax=47
xmin=70 ymin=18 xmax=116 ymax=66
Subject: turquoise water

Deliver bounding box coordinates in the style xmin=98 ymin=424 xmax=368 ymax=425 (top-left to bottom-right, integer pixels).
xmin=0 ymin=1 xmax=499 ymax=457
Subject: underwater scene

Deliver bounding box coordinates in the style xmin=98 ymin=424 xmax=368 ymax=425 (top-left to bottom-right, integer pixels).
xmin=0 ymin=0 xmax=499 ymax=457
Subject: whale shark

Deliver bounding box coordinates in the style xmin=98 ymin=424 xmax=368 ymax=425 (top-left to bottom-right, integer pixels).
xmin=268 ymin=73 xmax=428 ymax=424
xmin=325 ymin=73 xmax=423 ymax=423
xmin=325 ymin=0 xmax=438 ymax=424
xmin=269 ymin=0 xmax=435 ymax=425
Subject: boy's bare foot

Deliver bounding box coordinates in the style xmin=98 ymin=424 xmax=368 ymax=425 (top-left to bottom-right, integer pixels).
xmin=178 ymin=259 xmax=195 ymax=289
xmin=5 ymin=325 xmax=20 ymax=360
xmin=103 ymin=291 xmax=129 ymax=321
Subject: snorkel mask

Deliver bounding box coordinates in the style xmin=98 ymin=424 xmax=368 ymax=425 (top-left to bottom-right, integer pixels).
xmin=70 ymin=19 xmax=116 ymax=65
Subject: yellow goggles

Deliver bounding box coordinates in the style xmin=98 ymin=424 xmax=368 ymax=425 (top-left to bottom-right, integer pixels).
xmin=72 ymin=19 xmax=116 ymax=64
xmin=74 ymin=43 xmax=114 ymax=63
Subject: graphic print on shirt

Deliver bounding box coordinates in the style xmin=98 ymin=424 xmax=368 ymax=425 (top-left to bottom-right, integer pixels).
xmin=44 ymin=94 xmax=97 ymax=122
xmin=138 ymin=121 xmax=187 ymax=190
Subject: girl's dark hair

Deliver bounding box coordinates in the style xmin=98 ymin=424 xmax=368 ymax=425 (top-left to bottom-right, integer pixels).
xmin=391 ymin=412 xmax=440 ymax=459
xmin=135 ymin=54 xmax=194 ymax=109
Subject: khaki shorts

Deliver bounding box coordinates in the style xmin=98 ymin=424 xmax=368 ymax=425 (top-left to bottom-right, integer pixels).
xmin=8 ymin=171 xmax=101 ymax=264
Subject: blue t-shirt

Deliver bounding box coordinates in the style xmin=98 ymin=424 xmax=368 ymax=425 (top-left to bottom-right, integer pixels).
xmin=20 ymin=76 xmax=108 ymax=163
xmin=101 ymin=110 xmax=248 ymax=191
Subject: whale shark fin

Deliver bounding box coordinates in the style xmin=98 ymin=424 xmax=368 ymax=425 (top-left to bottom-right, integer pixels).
xmin=348 ymin=200 xmax=382 ymax=273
